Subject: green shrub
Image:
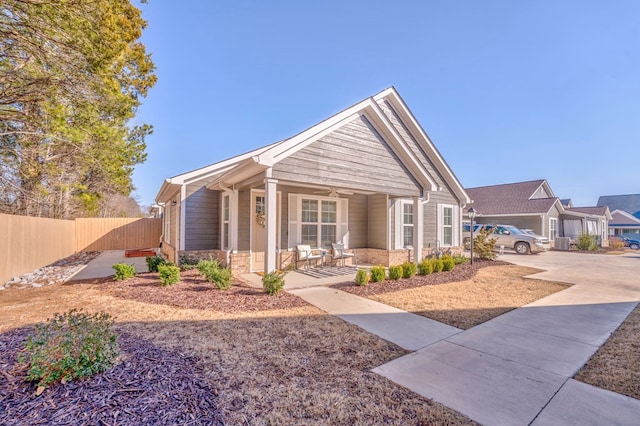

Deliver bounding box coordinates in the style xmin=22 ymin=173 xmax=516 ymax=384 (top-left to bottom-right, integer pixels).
xmin=452 ymin=254 xmax=470 ymax=265
xmin=112 ymin=263 xmax=136 ymax=281
xmin=577 ymin=233 xmax=597 ymax=251
xmin=473 ymin=228 xmax=497 ymax=260
xmin=370 ymin=265 xmax=386 ymax=282
xmin=355 ymin=269 xmax=370 ymax=286
xmin=432 ymin=258 xmax=444 ymax=273
xmin=418 ymin=259 xmax=434 ymax=275
xmin=263 ymin=271 xmax=286 ymax=295
xmin=145 ymin=256 xmax=169 ymax=273
xmin=20 ymin=310 xmax=118 ymax=390
xmin=158 ymin=264 xmax=181 ymax=286
xmin=441 ymin=255 xmax=455 ymax=271
xmin=197 ymin=259 xmax=232 ymax=290
xmin=402 ymin=262 xmax=417 ymax=278
xmin=388 ymin=265 xmax=403 ymax=280
xmin=178 ymin=253 xmax=200 ymax=270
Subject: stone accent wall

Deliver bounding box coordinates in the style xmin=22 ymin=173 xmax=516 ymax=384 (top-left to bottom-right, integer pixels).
xmin=178 ymin=249 xmax=252 ymax=275
xmin=161 ymin=243 xmax=177 ymax=264
xmin=178 ymin=249 xmax=227 ymax=266
xmin=229 ymin=252 xmax=251 ymax=275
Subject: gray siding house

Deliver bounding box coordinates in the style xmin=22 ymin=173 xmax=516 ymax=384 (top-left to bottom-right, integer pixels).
xmin=155 ymin=87 xmax=470 ymax=273
xmin=465 ymin=180 xmax=611 ymax=245
xmin=597 ymin=194 xmax=640 ymax=237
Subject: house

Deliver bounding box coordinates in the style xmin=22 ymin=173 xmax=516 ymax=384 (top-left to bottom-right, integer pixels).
xmin=597 ymin=194 xmax=640 ymax=237
xmin=155 ymin=87 xmax=470 ymax=274
xmin=464 ymin=180 xmax=611 ymax=245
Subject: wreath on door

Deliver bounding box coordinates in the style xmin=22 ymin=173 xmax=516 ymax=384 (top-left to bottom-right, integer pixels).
xmin=256 ymin=212 xmax=266 ymax=227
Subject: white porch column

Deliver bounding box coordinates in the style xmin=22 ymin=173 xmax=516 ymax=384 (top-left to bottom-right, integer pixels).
xmin=264 ymin=176 xmax=278 ymax=273
xmin=229 ymin=188 xmax=239 ymax=252
xmin=413 ymin=196 xmax=424 ymax=263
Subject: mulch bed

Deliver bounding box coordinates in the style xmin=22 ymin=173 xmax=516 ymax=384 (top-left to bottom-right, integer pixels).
xmin=0 ymin=327 xmax=224 ymax=426
xmin=84 ymin=269 xmax=309 ymax=313
xmin=334 ymin=259 xmax=511 ymax=296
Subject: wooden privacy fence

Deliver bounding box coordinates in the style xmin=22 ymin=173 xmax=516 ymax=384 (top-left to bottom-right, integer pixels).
xmin=0 ymin=214 xmax=162 ymax=284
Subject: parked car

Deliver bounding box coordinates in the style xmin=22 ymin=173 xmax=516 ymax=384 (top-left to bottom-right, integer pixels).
xmin=463 ymin=224 xmax=551 ymax=254
xmin=616 ymin=235 xmax=640 ymax=250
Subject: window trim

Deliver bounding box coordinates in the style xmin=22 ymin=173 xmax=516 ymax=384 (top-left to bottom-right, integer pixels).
xmin=221 ymin=193 xmax=230 ymax=249
xmin=300 ymin=197 xmax=338 ymax=249
xmin=549 ymin=217 xmax=558 ymax=241
xmin=437 ymin=203 xmax=459 ymax=247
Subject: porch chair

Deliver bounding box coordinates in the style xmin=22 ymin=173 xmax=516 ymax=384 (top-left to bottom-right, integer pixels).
xmin=296 ymin=245 xmax=324 ymax=270
xmin=331 ymin=243 xmax=357 ymax=267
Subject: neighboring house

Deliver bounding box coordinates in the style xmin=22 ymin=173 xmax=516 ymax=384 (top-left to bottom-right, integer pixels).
xmin=465 ymin=180 xmax=611 ymax=245
xmin=155 ymin=87 xmax=470 ymax=274
xmin=597 ymin=194 xmax=640 ymax=237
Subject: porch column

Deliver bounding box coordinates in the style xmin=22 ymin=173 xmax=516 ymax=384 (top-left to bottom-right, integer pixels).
xmin=229 ymin=188 xmax=239 ymax=252
xmin=264 ymin=177 xmax=278 ymax=273
xmin=413 ymin=196 xmax=424 ymax=263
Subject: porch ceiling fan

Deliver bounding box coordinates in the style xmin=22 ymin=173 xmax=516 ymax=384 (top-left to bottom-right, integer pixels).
xmin=313 ymin=187 xmax=354 ymax=197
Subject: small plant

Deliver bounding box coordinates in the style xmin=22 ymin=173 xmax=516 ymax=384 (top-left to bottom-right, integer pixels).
xmin=178 ymin=253 xmax=200 ymax=270
xmin=418 ymin=259 xmax=434 ymax=275
xmin=609 ymin=238 xmax=625 ymax=250
xmin=263 ymin=271 xmax=286 ymax=295
xmin=577 ymin=233 xmax=597 ymax=251
xmin=388 ymin=265 xmax=403 ymax=280
xmin=370 ymin=265 xmax=387 ymax=283
xmin=146 ymin=255 xmax=169 ymax=273
xmin=158 ymin=264 xmax=181 ymax=286
xmin=112 ymin=263 xmax=136 ymax=281
xmin=473 ymin=228 xmax=497 ymax=260
xmin=197 ymin=259 xmax=232 ymax=290
xmin=402 ymin=262 xmax=417 ymax=278
xmin=452 ymin=254 xmax=470 ymax=265
xmin=432 ymin=258 xmax=444 ymax=273
xmin=441 ymin=255 xmax=455 ymax=272
xmin=355 ymin=269 xmax=370 ymax=286
xmin=20 ymin=309 xmax=119 ymax=391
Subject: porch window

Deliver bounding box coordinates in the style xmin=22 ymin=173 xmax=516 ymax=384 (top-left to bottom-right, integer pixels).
xmin=301 ymin=198 xmax=337 ymax=248
xmin=442 ymin=206 xmax=453 ymax=246
xmin=222 ymin=194 xmax=230 ymax=249
xmin=403 ymin=202 xmax=414 ymax=247
xmin=549 ymin=218 xmax=558 ymax=240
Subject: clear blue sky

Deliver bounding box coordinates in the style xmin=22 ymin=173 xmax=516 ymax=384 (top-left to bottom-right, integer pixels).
xmin=132 ymin=1 xmax=639 ymax=208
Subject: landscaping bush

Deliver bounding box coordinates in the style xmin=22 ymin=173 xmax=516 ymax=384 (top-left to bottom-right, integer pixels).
xmin=112 ymin=263 xmax=136 ymax=281
xmin=263 ymin=271 xmax=286 ymax=295
xmin=158 ymin=264 xmax=181 ymax=286
xmin=452 ymin=254 xmax=470 ymax=265
xmin=432 ymin=258 xmax=444 ymax=273
xmin=370 ymin=265 xmax=386 ymax=283
xmin=402 ymin=262 xmax=417 ymax=278
xmin=146 ymin=255 xmax=169 ymax=273
xmin=20 ymin=309 xmax=119 ymax=390
xmin=577 ymin=233 xmax=597 ymax=251
xmin=609 ymin=238 xmax=625 ymax=250
xmin=355 ymin=269 xmax=370 ymax=286
xmin=473 ymin=228 xmax=497 ymax=260
xmin=418 ymin=259 xmax=434 ymax=275
xmin=197 ymin=259 xmax=232 ymax=290
xmin=388 ymin=265 xmax=403 ymax=280
xmin=441 ymin=255 xmax=455 ymax=272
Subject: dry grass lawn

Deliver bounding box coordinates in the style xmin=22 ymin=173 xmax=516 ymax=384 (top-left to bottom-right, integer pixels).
xmin=369 ymin=265 xmax=569 ymax=329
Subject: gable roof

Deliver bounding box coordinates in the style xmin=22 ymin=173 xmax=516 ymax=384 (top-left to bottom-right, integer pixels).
xmin=597 ymin=194 xmax=640 ymax=218
xmin=157 ymin=87 xmax=470 ymax=204
xmin=566 ymin=206 xmax=609 ymax=216
xmin=465 ymin=180 xmax=560 ymax=215
xmin=610 ymin=209 xmax=640 ymax=225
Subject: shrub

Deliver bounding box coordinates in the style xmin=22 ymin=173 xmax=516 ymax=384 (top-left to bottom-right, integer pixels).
xmin=20 ymin=310 xmax=119 ymax=390
xmin=178 ymin=253 xmax=200 ymax=270
xmin=432 ymin=258 xmax=444 ymax=273
xmin=370 ymin=265 xmax=386 ymax=282
xmin=577 ymin=233 xmax=597 ymax=251
xmin=263 ymin=271 xmax=286 ymax=295
xmin=473 ymin=228 xmax=497 ymax=260
xmin=401 ymin=262 xmax=417 ymax=278
xmin=441 ymin=255 xmax=455 ymax=271
xmin=609 ymin=238 xmax=625 ymax=250
xmin=388 ymin=265 xmax=403 ymax=280
xmin=418 ymin=259 xmax=434 ymax=275
xmin=355 ymin=269 xmax=370 ymax=286
xmin=146 ymin=256 xmax=169 ymax=273
xmin=112 ymin=263 xmax=136 ymax=281
xmin=158 ymin=264 xmax=181 ymax=286
xmin=197 ymin=259 xmax=232 ymax=290
xmin=452 ymin=254 xmax=470 ymax=265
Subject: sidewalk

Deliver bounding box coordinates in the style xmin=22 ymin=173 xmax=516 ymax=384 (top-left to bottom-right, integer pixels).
xmin=68 ymin=250 xmax=150 ymax=282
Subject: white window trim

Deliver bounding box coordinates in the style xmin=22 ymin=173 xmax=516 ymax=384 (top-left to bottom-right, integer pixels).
xmin=221 ymin=193 xmax=230 ymax=249
xmin=549 ymin=218 xmax=558 ymax=240
xmin=164 ymin=203 xmax=171 ymax=244
xmin=394 ymin=199 xmax=414 ymax=249
xmin=301 ymin=198 xmax=337 ymax=249
xmin=437 ymin=204 xmax=459 ymax=247
xmin=288 ymin=194 xmax=348 ymax=250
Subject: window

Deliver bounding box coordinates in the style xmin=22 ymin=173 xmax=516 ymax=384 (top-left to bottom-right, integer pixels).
xmin=301 ymin=198 xmax=337 ymax=248
xmin=402 ymin=202 xmax=413 ymax=247
xmin=549 ymin=218 xmax=558 ymax=240
xmin=442 ymin=206 xmax=453 ymax=246
xmin=222 ymin=194 xmax=230 ymax=249
xmin=164 ymin=202 xmax=171 ymax=244
xmin=437 ymin=204 xmax=458 ymax=247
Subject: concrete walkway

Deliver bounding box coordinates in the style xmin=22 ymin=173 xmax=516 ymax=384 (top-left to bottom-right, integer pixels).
xmin=68 ymin=250 xmax=150 ymax=281
xmin=373 ymin=251 xmax=640 ymax=425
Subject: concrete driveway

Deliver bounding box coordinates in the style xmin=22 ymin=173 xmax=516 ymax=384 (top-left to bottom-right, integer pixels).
xmin=374 ymin=251 xmax=640 ymax=425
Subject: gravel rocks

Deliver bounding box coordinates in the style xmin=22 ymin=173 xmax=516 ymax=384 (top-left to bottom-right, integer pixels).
xmin=2 ymin=252 xmax=101 ymax=290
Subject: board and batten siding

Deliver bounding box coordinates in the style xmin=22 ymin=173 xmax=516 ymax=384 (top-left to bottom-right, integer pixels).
xmin=423 ymin=190 xmax=460 ymax=248
xmin=184 ymin=185 xmax=220 ymax=251
xmin=272 ymin=115 xmax=421 ymax=197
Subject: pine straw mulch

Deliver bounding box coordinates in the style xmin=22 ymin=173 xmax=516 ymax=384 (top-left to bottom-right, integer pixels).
xmin=73 ymin=268 xmax=309 ymax=313
xmin=0 ymin=327 xmax=224 ymax=426
xmin=334 ymin=259 xmax=511 ymax=296
xmin=574 ymin=302 xmax=640 ymax=399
